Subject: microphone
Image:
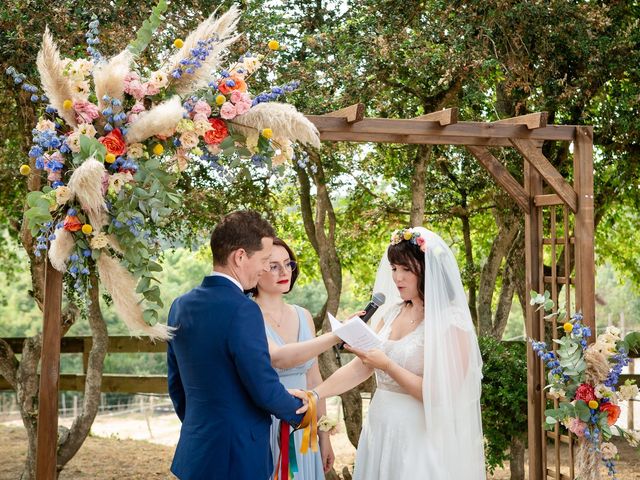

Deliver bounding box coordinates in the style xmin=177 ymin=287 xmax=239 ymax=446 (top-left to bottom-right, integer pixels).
xmin=358 ymin=292 xmax=386 ymax=324
xmin=335 ymin=293 xmax=387 ymax=361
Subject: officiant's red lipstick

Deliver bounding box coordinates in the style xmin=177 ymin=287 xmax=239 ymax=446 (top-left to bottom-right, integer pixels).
xmin=277 ymin=279 xmax=289 ymax=285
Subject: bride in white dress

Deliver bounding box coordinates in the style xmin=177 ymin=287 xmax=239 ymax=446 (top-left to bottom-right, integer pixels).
xmin=314 ymin=227 xmax=486 ymax=479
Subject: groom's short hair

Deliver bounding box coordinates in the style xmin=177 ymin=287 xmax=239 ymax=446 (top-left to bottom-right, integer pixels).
xmin=210 ymin=210 xmax=275 ymax=266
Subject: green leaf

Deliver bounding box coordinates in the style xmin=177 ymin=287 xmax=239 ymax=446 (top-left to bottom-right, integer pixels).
xmin=127 ymin=0 xmax=168 ymax=57
xmin=147 ymin=261 xmax=163 ymax=272
xmin=545 ymin=416 xmax=557 ymax=425
xmin=575 ymin=400 xmax=591 ymax=422
xmin=79 ymin=135 xmax=106 ymax=162
xmin=26 ymin=191 xmax=44 ymax=208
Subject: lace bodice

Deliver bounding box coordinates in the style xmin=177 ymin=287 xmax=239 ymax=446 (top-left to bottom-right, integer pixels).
xmin=375 ymin=303 xmax=424 ymax=394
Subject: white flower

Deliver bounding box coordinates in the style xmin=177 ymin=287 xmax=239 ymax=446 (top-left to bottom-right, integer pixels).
xmin=90 ymin=232 xmax=109 ymax=250
xmin=127 ymin=143 xmax=145 ymax=159
xmin=36 ymin=118 xmax=56 ymax=132
xmin=66 ymin=132 xmax=82 ymax=153
xmin=179 ymin=131 xmax=200 ymax=150
xmin=193 ymin=120 xmax=212 ymax=137
xmin=75 ymin=123 xmax=97 ymax=138
xmin=618 ymin=382 xmax=639 ymax=402
xmin=605 ymin=326 xmax=621 ymax=338
xmin=600 ymin=442 xmax=617 ymax=460
xmin=108 ymin=172 xmax=133 ymax=195
xmin=71 ymin=80 xmax=90 ymax=99
xmin=548 ymin=387 xmax=566 ymax=400
xmin=55 ymin=186 xmax=73 ymax=205
xmin=149 ymin=70 xmax=169 ymax=89
xmin=594 ymin=384 xmax=614 ymax=400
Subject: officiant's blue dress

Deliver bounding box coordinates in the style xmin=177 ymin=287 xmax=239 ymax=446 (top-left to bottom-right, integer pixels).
xmin=266 ymin=305 xmax=325 ymax=480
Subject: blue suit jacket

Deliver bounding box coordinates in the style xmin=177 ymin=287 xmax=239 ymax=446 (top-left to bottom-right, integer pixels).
xmin=167 ymin=275 xmax=303 ymax=480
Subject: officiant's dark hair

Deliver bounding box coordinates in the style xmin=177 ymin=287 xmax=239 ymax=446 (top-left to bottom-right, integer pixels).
xmin=387 ymin=240 xmax=425 ymax=302
xmin=249 ymin=237 xmax=299 ymax=297
xmin=210 ymin=210 xmax=275 ymax=266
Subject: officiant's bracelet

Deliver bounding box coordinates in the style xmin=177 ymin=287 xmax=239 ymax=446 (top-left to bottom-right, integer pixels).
xmin=310 ymin=389 xmax=320 ymax=402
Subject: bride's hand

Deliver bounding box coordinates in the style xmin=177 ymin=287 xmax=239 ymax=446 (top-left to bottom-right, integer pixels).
xmin=345 ymin=345 xmax=391 ymax=371
xmin=288 ymin=388 xmax=309 ymax=414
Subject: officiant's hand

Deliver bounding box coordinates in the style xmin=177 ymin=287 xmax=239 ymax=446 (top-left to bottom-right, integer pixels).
xmin=288 ymin=388 xmax=310 ymax=414
xmin=345 ymin=345 xmax=391 ymax=372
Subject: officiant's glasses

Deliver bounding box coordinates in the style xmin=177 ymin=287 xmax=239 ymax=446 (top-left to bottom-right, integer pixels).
xmin=269 ymin=260 xmax=298 ymax=274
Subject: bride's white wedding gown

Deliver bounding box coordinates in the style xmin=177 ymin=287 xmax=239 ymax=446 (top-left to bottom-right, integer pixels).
xmin=353 ymin=304 xmax=443 ymax=480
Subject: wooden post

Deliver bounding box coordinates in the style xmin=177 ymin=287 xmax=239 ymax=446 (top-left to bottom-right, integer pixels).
xmin=524 ymin=158 xmax=544 ymax=480
xmin=572 ymin=126 xmax=596 ymax=335
xmin=35 ymin=260 xmax=63 ymax=480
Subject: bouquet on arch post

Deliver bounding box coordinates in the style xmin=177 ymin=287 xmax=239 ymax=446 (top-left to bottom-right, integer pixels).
xmin=11 ymin=1 xmax=320 ymax=340
xmin=528 ymin=291 xmax=640 ymax=479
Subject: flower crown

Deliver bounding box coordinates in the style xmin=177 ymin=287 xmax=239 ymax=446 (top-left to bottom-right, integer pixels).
xmin=389 ymin=228 xmax=426 ymax=252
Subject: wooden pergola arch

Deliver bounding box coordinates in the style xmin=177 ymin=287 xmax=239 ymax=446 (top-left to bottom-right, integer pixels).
xmin=36 ymin=104 xmax=595 ymax=479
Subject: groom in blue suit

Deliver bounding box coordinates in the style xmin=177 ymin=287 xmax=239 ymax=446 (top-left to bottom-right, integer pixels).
xmin=167 ymin=211 xmax=308 ymax=479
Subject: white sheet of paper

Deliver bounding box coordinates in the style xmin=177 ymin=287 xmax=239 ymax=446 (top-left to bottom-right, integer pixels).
xmin=328 ymin=313 xmax=382 ymax=350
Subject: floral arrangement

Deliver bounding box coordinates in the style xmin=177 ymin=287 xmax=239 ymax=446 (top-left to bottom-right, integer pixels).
xmin=11 ymin=2 xmax=320 ymax=340
xmin=389 ymin=227 xmax=426 ymax=252
xmin=529 ymin=291 xmax=640 ymax=479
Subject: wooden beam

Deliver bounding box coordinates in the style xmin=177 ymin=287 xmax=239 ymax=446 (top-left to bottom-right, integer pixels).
xmin=322 ymin=103 xmax=364 ymax=123
xmin=411 ymin=107 xmax=458 ymax=126
xmin=2 ymin=335 xmax=167 ymax=355
xmin=36 ymin=261 xmax=63 ymax=480
xmin=494 ymin=112 xmax=548 ymax=129
xmin=307 ymin=116 xmax=577 ymax=141
xmin=534 ymin=193 xmax=563 ymax=206
xmin=466 ymin=146 xmax=529 ymax=213
xmin=510 ymin=138 xmax=578 ymax=212
xmin=318 ymin=131 xmax=545 ymax=147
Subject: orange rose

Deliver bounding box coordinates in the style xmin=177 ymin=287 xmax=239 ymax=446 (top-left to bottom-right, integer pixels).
xmin=204 ymin=119 xmax=229 ymax=145
xmin=600 ymin=402 xmax=621 ymax=426
xmin=217 ymin=75 xmax=247 ymax=95
xmin=99 ymin=128 xmax=127 ymax=156
xmin=63 ymin=215 xmax=82 ymax=232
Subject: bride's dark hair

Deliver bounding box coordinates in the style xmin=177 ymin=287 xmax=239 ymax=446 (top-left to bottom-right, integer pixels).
xmin=387 ymin=240 xmax=425 ymax=302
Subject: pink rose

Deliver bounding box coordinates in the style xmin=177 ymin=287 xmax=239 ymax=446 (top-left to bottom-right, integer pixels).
xmin=192 ymin=113 xmax=209 ymax=123
xmin=192 ymin=100 xmax=212 ymax=118
xmin=125 ymin=79 xmax=146 ymax=99
xmin=124 ymin=72 xmax=140 ymax=84
xmin=130 ymin=102 xmax=145 ymax=114
xmin=73 ymin=100 xmax=100 ymax=123
xmin=230 ymin=91 xmax=251 ymax=105
xmin=144 ymin=81 xmax=160 ymax=96
xmin=220 ymin=102 xmax=237 ymax=120
xmin=567 ymin=418 xmax=586 ymax=437
xmin=235 ymin=101 xmax=251 ymax=115
xmin=47 ymin=171 xmax=62 ymax=182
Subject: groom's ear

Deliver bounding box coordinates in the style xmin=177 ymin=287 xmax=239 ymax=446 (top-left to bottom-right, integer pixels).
xmin=231 ymin=248 xmax=246 ymax=266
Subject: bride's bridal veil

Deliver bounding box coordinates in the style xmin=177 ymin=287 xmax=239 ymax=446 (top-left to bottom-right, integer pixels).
xmin=370 ymin=227 xmax=486 ymax=479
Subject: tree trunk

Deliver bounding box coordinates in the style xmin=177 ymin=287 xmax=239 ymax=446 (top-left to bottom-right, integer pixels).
xmin=295 ymin=151 xmax=367 ymax=451
xmin=460 ymin=212 xmax=479 ymax=327
xmin=491 ymin=228 xmax=525 ymax=339
xmin=409 ymin=145 xmax=432 ymax=227
xmin=509 ymin=435 xmax=526 ymax=480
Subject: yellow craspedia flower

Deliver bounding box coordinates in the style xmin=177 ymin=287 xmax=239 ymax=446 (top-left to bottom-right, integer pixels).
xmin=215 ymin=94 xmax=226 ymax=106
xmin=588 ymin=400 xmax=599 ymax=410
xmin=62 ymin=99 xmax=73 ymax=109
xmin=268 ymin=40 xmax=280 ymax=51
xmin=81 ymin=224 xmax=93 ymax=235
xmin=563 ymin=322 xmax=573 ymax=333
xmin=173 ymin=38 xmax=184 ymax=49
xmin=20 ymin=164 xmax=31 ymax=176
xmin=261 ymin=128 xmax=273 ymax=139
xmin=153 ymin=144 xmax=164 ymax=156
xmin=105 ymin=153 xmax=116 ymax=164
xmin=403 ymin=230 xmax=413 ymax=241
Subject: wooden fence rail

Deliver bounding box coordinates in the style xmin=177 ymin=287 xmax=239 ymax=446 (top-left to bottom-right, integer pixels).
xmin=1 ymin=336 xmax=638 ymax=397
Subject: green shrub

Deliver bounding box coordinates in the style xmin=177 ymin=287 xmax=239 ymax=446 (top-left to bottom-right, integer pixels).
xmin=479 ymin=336 xmax=528 ymax=473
